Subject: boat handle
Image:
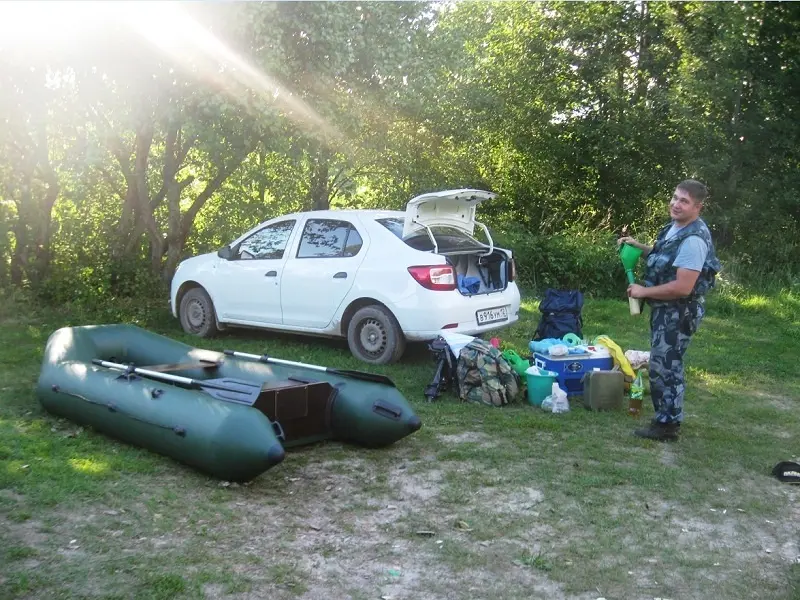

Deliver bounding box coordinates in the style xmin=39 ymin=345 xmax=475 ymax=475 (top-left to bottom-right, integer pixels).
xmin=272 ymin=420 xmax=286 ymax=441
xmin=372 ymin=400 xmax=402 ymax=420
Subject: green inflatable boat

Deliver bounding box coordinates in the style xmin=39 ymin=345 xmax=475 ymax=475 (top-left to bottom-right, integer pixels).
xmin=36 ymin=324 xmax=421 ymax=482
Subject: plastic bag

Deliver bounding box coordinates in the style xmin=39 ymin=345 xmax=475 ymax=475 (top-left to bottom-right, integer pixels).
xmin=624 ymin=350 xmax=650 ymax=370
xmin=550 ymin=382 xmax=570 ymax=414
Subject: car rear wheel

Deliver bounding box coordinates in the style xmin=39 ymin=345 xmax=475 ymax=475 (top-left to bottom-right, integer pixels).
xmin=179 ymin=287 xmax=219 ymax=338
xmin=347 ymin=305 xmax=405 ymax=365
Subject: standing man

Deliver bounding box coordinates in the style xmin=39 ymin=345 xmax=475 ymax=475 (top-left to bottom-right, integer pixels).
xmin=618 ymin=180 xmax=721 ymax=441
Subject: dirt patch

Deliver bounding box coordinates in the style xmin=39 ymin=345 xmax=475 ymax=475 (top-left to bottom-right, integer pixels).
xmin=751 ymin=390 xmax=796 ymax=412
xmin=0 ymin=517 xmax=50 ymax=549
xmin=476 ymin=486 xmax=544 ymax=514
xmin=437 ymin=431 xmax=497 ymax=447
xmin=660 ymin=445 xmax=678 ymax=466
xmin=0 ymin=489 xmax=27 ymax=503
xmin=3 ymin=450 xmax=800 ymax=599
xmin=186 ymin=456 xmax=575 ymax=600
xmin=391 ymin=468 xmax=444 ymax=503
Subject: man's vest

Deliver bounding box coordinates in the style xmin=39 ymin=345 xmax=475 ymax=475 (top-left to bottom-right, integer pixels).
xmin=644 ymin=218 xmax=721 ymax=301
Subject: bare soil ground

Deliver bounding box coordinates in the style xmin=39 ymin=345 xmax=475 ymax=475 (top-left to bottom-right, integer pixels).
xmin=3 ymin=429 xmax=798 ymax=600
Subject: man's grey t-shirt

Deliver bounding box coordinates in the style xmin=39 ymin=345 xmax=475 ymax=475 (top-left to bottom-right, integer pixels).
xmin=665 ymin=222 xmax=708 ymax=272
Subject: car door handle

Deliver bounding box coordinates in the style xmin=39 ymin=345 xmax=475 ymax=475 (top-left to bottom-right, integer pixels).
xmin=333 ymin=272 xmax=347 ymax=279
xmin=265 ymin=271 xmax=278 ymax=277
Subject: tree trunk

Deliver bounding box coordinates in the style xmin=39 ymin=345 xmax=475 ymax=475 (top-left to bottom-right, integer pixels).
xmin=9 ymin=172 xmax=32 ymax=286
xmin=161 ymin=139 xmax=257 ymax=282
xmin=31 ymin=167 xmax=60 ymax=286
xmin=310 ymin=149 xmax=331 ymax=210
xmin=635 ymin=1 xmax=651 ymax=102
xmin=7 ymin=128 xmax=59 ymax=289
xmin=2 ymin=66 xmax=58 ymax=289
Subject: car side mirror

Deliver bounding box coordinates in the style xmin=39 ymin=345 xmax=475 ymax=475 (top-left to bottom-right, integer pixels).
xmin=217 ymin=246 xmax=233 ymax=260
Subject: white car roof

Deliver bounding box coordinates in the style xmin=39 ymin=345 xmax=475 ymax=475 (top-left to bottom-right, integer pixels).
xmin=275 ymin=209 xmax=404 ymax=221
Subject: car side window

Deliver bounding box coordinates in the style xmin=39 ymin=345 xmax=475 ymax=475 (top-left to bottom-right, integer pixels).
xmin=343 ymin=228 xmax=363 ymax=257
xmin=237 ymin=220 xmax=296 ymax=260
xmin=297 ymin=219 xmax=363 ymax=258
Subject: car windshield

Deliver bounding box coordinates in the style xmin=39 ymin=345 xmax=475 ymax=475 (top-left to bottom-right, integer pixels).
xmin=376 ymin=218 xmax=487 ymax=253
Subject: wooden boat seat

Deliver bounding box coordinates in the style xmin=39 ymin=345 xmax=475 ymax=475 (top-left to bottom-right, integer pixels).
xmin=251 ymin=378 xmax=336 ymax=443
xmin=141 ymin=360 xmax=221 ymax=373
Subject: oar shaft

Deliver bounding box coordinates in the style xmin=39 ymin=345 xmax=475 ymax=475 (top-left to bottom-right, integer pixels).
xmin=223 ymin=349 xmax=395 ymax=387
xmin=91 ymin=359 xmax=263 ymax=404
xmin=92 ymin=359 xmax=196 ymax=386
xmin=223 ymin=350 xmax=327 ymax=373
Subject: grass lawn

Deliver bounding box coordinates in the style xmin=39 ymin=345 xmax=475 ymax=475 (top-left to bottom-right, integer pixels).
xmin=1 ymin=289 xmax=799 ymax=600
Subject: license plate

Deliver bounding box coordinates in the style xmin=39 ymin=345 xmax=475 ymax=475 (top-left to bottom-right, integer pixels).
xmin=476 ymin=306 xmax=508 ymax=326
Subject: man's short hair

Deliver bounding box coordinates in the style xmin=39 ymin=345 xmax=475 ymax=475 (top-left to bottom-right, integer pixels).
xmin=677 ymin=179 xmax=708 ymax=204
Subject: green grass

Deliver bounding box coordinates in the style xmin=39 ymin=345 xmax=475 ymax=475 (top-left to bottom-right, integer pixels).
xmin=1 ymin=288 xmax=799 ymax=599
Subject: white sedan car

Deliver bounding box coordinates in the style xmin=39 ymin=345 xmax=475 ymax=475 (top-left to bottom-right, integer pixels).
xmin=170 ymin=189 xmax=521 ymax=364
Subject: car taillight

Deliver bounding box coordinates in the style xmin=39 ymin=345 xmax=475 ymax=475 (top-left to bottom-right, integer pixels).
xmin=407 ymin=265 xmax=457 ymax=291
xmin=508 ymin=258 xmax=517 ymax=282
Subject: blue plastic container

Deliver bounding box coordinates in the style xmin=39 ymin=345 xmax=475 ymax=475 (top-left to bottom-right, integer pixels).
xmin=533 ymin=352 xmax=614 ymax=397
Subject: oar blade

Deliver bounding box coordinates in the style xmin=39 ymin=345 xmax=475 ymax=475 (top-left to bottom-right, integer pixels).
xmin=329 ymin=368 xmax=396 ymax=387
xmin=200 ymin=378 xmax=262 ymax=405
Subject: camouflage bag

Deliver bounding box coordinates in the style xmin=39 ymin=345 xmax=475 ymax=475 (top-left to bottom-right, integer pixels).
xmin=456 ymin=339 xmax=520 ymax=407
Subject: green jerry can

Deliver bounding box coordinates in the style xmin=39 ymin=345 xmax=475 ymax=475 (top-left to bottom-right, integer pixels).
xmin=581 ymin=369 xmax=624 ymax=411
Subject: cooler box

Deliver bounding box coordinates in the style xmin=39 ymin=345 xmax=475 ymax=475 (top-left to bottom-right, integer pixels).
xmin=533 ymin=349 xmax=614 ymax=397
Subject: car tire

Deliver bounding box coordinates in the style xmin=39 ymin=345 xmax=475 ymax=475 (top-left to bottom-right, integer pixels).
xmin=347 ymin=305 xmax=406 ymax=365
xmin=179 ymin=287 xmax=219 ymax=338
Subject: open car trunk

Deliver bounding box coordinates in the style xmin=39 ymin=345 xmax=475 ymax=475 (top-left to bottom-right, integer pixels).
xmin=399 ymin=189 xmax=512 ymax=295
xmin=447 ymin=249 xmax=511 ymax=296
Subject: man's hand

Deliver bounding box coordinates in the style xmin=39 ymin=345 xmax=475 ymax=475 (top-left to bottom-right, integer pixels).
xmin=627 ymin=284 xmax=648 ymax=299
xmin=618 ymin=236 xmax=652 ymax=256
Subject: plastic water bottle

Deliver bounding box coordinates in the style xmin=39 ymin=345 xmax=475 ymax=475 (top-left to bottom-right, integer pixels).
xmin=628 ymin=370 xmax=644 ymax=417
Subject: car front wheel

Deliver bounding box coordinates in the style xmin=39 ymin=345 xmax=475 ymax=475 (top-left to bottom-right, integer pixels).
xmin=346 ymin=305 xmax=406 ymax=365
xmin=179 ymin=287 xmax=219 ymax=338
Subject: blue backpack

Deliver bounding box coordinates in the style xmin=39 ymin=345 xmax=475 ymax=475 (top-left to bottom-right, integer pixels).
xmin=533 ymin=289 xmax=584 ymax=341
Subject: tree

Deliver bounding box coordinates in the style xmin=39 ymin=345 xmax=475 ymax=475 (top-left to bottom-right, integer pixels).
xmin=0 ymin=52 xmax=63 ymax=289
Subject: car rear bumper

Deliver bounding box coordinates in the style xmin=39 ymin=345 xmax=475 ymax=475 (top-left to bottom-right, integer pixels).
xmin=403 ymin=316 xmax=520 ymax=341
xmin=392 ymin=283 xmax=522 ymax=342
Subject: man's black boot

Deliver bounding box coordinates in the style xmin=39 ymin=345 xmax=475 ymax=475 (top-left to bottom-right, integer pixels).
xmin=634 ymin=420 xmax=680 ymax=442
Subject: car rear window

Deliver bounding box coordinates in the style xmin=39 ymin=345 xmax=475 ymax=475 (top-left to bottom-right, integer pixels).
xmin=376 ymin=218 xmax=487 ymax=253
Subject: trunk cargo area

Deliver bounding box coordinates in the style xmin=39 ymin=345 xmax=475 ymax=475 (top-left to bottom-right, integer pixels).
xmin=448 ymin=250 xmax=510 ymax=295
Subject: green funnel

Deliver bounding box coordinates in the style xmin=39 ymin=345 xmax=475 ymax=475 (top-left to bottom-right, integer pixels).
xmin=619 ymin=243 xmax=642 ymax=284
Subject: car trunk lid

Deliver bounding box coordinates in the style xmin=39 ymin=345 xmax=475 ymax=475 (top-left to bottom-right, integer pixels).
xmin=402 ymin=189 xmax=496 ymax=239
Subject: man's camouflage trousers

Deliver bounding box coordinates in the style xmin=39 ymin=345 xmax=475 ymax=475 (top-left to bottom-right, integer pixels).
xmin=649 ymin=299 xmax=705 ymax=425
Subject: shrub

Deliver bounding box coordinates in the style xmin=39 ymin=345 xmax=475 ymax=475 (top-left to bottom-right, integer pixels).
xmin=494 ymin=226 xmax=629 ymax=299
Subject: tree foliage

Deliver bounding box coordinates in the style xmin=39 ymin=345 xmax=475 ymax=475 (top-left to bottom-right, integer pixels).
xmin=0 ymin=1 xmax=797 ymax=301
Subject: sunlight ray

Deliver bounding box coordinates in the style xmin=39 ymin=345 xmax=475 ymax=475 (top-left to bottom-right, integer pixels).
xmin=119 ymin=2 xmax=342 ymax=142
xmin=0 ymin=1 xmax=342 ymax=142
